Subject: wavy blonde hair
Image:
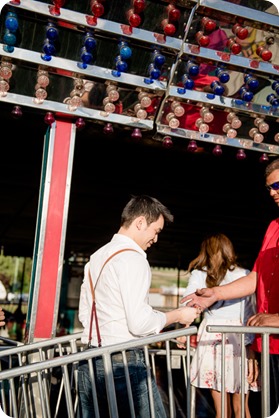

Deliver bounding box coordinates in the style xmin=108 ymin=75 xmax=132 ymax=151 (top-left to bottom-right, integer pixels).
xmin=187 ymin=233 xmax=238 ymax=288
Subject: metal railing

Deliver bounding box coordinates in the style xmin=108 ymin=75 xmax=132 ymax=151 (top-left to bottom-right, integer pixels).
xmin=206 ymin=325 xmax=279 ymax=418
xmin=0 ymin=327 xmax=197 ymax=418
xmin=0 ymin=325 xmax=277 ymax=418
xmin=0 ymin=332 xmax=84 ymax=418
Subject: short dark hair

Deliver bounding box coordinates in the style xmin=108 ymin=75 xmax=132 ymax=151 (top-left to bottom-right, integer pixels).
xmin=120 ymin=195 xmax=174 ymax=227
xmin=265 ymin=158 xmax=279 ymax=178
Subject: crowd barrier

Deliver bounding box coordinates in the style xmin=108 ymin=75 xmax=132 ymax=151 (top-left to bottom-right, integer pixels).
xmin=0 ymin=325 xmax=277 ymax=418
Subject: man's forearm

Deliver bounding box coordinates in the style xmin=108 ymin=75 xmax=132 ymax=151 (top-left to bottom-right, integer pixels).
xmin=214 ymin=271 xmax=257 ymax=301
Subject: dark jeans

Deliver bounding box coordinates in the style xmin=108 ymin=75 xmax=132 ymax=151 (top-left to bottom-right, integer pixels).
xmin=77 ymin=349 xmax=167 ymax=418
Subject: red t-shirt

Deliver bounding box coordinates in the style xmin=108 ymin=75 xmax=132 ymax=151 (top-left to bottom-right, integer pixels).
xmin=252 ymin=218 xmax=279 ymax=354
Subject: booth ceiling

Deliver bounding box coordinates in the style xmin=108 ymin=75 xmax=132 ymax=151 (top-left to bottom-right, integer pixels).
xmin=1 ymin=0 xmax=279 ymax=154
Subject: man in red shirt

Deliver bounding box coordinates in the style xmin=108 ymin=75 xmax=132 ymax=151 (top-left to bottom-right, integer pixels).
xmin=181 ymin=158 xmax=279 ymax=415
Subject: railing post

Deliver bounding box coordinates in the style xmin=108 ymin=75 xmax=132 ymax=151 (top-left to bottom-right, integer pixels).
xmin=261 ymin=333 xmax=270 ymax=418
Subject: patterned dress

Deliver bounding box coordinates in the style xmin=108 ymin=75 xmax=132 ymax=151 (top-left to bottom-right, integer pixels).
xmin=183 ymin=267 xmax=260 ymax=393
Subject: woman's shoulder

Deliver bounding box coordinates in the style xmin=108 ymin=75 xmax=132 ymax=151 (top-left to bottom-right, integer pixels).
xmin=190 ymin=268 xmax=206 ymax=277
xmin=235 ymin=265 xmax=250 ymax=274
xmin=226 ymin=266 xmax=250 ymax=280
xmin=188 ymin=269 xmax=207 ymax=284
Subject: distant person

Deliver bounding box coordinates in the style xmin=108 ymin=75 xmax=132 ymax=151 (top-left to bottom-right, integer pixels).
xmin=181 ymin=158 xmax=279 ymax=415
xmin=0 ymin=273 xmax=8 ymax=300
xmin=77 ymin=194 xmax=201 ymax=418
xmin=0 ymin=307 xmax=5 ymax=327
xmin=177 ymin=233 xmax=259 ymax=418
xmin=0 ymin=280 xmax=7 ymax=300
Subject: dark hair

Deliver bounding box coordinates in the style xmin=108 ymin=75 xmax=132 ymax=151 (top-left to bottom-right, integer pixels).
xmin=120 ymin=195 xmax=174 ymax=227
xmin=187 ymin=233 xmax=238 ymax=288
xmin=265 ymin=158 xmax=279 ymax=178
xmin=88 ymin=82 xmax=107 ymax=107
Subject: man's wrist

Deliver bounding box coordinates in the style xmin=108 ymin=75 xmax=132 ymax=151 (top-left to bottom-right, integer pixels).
xmin=213 ymin=286 xmax=222 ymax=302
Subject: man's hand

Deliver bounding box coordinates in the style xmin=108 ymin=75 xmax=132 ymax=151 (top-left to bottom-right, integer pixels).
xmin=177 ymin=306 xmax=201 ymax=326
xmin=165 ymin=305 xmax=201 ymax=328
xmin=176 ymin=335 xmax=186 ymax=349
xmin=0 ymin=307 xmax=5 ymax=327
xmin=247 ymin=358 xmax=260 ymax=387
xmin=247 ymin=312 xmax=279 ymax=327
xmin=246 ymin=346 xmax=259 ymax=387
xmin=180 ymin=288 xmax=218 ymax=310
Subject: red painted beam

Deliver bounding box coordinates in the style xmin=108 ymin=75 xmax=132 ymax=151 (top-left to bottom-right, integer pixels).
xmin=34 ymin=120 xmax=74 ymax=338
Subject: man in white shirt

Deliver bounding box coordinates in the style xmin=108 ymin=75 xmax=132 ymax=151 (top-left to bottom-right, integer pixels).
xmin=77 ymin=194 xmax=200 ymax=418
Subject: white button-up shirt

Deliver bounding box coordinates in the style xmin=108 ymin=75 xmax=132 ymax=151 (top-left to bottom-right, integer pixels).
xmin=78 ymin=233 xmax=166 ymax=346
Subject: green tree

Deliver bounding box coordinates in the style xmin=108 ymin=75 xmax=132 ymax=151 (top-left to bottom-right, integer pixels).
xmin=0 ymin=255 xmax=32 ymax=295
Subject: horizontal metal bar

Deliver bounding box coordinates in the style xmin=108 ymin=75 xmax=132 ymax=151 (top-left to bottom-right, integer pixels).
xmin=0 ymin=327 xmax=197 ymax=380
xmin=0 ymin=44 xmax=167 ymax=92
xmin=206 ymin=325 xmax=279 ymax=334
xmin=0 ymin=92 xmax=155 ymax=129
xmin=199 ymin=0 xmax=279 ymax=32
xmin=12 ymin=0 xmax=183 ymax=51
xmin=156 ymin=123 xmax=279 ymax=155
xmin=167 ymin=86 xmax=279 ymax=119
xmin=182 ymin=43 xmax=279 ymax=78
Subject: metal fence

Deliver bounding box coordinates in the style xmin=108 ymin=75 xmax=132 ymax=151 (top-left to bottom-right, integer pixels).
xmin=0 ymin=325 xmax=277 ymax=418
xmin=205 ymin=325 xmax=279 ymax=418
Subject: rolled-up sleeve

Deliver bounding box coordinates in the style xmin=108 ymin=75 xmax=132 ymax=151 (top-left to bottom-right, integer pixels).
xmin=78 ymin=262 xmax=91 ymax=332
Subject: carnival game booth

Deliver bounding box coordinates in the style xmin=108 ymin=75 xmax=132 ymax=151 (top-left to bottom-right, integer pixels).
xmin=0 ymin=0 xmax=278 ymax=344
xmin=0 ymin=1 xmax=278 ymax=417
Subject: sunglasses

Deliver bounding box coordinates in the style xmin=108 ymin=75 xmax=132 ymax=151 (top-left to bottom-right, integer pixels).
xmin=266 ymin=181 xmax=279 ymax=191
